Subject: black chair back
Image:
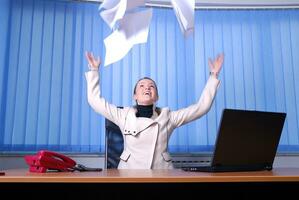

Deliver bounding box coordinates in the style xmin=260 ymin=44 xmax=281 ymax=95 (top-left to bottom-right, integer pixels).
xmin=105 ymin=116 xmax=124 ymax=169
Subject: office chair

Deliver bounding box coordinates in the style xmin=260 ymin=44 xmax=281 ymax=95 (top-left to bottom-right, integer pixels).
xmin=104 ymin=111 xmax=124 ymax=169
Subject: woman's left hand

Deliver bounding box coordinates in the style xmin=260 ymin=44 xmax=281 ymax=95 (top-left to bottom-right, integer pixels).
xmin=208 ymin=53 xmax=224 ymax=77
xmin=85 ymin=51 xmax=101 ymax=69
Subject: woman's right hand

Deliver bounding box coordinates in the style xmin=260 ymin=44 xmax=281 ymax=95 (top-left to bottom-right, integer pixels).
xmin=85 ymin=51 xmax=101 ymax=70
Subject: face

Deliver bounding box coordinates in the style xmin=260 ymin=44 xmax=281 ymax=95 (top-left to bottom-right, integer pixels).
xmin=134 ymin=79 xmax=158 ymax=105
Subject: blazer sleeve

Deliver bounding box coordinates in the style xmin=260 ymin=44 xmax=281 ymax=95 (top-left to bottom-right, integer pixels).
xmin=85 ymin=71 xmax=126 ymax=127
xmin=169 ymin=76 xmax=220 ymax=128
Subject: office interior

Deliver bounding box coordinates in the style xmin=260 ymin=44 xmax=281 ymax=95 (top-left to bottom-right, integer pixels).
xmin=1 ymin=0 xmax=299 ymax=171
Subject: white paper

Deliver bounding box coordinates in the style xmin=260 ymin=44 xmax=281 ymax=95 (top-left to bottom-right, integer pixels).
xmin=104 ymin=30 xmax=133 ymax=66
xmin=99 ymin=0 xmax=120 ymax=10
xmin=118 ymin=8 xmax=152 ymax=43
xmin=100 ymin=0 xmax=127 ymax=29
xmin=171 ymin=0 xmax=195 ymax=37
xmin=104 ymin=9 xmax=152 ymax=66
xmin=99 ymin=0 xmax=145 ymax=30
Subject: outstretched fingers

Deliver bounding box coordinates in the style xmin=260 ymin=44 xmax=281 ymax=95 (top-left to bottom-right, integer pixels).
xmin=85 ymin=51 xmax=101 ymax=68
xmin=208 ymin=53 xmax=224 ymax=76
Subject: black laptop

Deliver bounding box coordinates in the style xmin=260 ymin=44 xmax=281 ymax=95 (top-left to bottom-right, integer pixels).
xmin=182 ymin=109 xmax=286 ymax=172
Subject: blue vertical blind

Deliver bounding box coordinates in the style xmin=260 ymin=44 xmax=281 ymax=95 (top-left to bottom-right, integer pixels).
xmin=0 ymin=0 xmax=299 ymax=153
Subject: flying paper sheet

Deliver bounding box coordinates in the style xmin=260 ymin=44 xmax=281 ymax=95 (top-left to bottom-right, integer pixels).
xmin=104 ymin=8 xmax=152 ymax=66
xmin=171 ymin=0 xmax=195 ymax=37
xmin=99 ymin=0 xmax=127 ymax=29
xmin=104 ymin=30 xmax=132 ymax=66
xmin=99 ymin=0 xmax=145 ymax=29
xmin=99 ymin=0 xmax=120 ymax=10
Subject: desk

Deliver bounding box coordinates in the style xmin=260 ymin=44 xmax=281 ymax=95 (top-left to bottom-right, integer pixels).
xmin=1 ymin=168 xmax=299 ymax=183
xmin=1 ymin=168 xmax=299 ymax=198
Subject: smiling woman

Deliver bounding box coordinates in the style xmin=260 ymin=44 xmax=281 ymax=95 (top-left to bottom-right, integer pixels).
xmin=133 ymin=77 xmax=159 ymax=106
xmin=84 ymin=51 xmax=224 ymax=169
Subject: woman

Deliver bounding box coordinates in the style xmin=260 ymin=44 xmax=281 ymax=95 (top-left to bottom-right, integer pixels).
xmin=85 ymin=52 xmax=224 ymax=169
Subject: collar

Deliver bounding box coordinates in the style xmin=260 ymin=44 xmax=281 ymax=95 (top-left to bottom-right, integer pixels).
xmin=135 ymin=104 xmax=154 ymax=118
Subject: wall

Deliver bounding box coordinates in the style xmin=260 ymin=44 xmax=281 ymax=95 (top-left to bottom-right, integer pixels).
xmin=0 ymin=1 xmax=10 ymax=150
xmin=2 ymin=0 xmax=299 ymax=154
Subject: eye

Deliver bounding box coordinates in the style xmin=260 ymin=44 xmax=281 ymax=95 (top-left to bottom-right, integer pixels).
xmin=139 ymin=84 xmax=144 ymax=88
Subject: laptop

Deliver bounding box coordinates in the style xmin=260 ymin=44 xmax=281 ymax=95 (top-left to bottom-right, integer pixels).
xmin=182 ymin=108 xmax=286 ymax=172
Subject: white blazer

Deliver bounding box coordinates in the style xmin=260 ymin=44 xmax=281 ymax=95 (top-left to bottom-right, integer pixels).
xmin=85 ymin=71 xmax=220 ymax=169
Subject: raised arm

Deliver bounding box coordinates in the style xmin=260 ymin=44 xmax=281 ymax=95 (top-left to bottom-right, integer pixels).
xmin=169 ymin=53 xmax=224 ymax=128
xmin=85 ymin=51 xmax=126 ymax=127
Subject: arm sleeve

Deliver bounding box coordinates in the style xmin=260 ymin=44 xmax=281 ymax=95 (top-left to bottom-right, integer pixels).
xmin=85 ymin=71 xmax=126 ymax=127
xmin=169 ymin=76 xmax=220 ymax=128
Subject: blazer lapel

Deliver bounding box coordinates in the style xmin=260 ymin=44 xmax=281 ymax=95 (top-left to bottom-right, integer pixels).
xmin=135 ymin=117 xmax=157 ymax=134
xmin=124 ymin=109 xmax=157 ymax=136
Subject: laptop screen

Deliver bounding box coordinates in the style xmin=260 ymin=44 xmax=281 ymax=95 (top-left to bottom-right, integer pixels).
xmin=211 ymin=109 xmax=286 ymax=170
